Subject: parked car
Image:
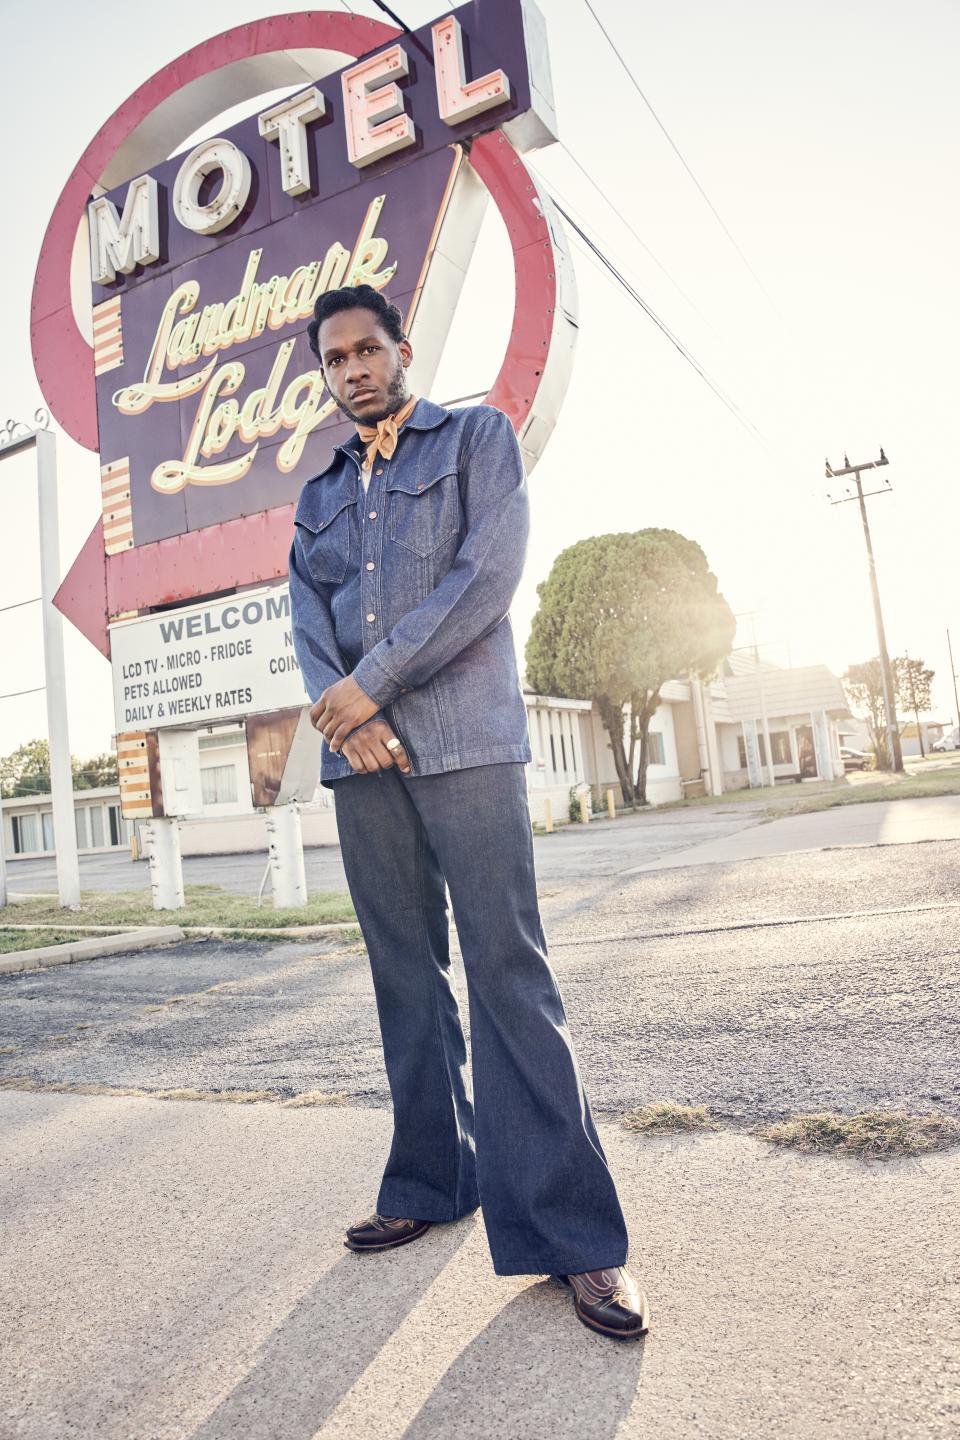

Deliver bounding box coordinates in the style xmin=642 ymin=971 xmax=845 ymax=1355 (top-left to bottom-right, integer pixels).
xmin=840 ymin=747 xmax=870 ymax=771
xmin=931 ymin=733 xmax=959 ymax=752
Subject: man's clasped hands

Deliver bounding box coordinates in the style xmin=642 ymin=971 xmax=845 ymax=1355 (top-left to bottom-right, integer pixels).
xmin=309 ymin=674 xmax=412 ymax=775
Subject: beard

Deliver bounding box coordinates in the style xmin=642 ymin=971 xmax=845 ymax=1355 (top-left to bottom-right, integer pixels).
xmin=331 ymin=356 xmax=409 ymax=427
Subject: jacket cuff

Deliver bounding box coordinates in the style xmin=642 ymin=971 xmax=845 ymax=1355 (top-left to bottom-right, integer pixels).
xmin=352 ymin=650 xmax=406 ymax=708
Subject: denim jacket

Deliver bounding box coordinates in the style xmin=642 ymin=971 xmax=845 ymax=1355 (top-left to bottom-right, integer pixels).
xmin=288 ymin=398 xmax=532 ymax=786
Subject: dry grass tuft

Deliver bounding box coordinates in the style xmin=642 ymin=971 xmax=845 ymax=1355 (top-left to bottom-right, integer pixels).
xmin=279 ymin=1090 xmax=349 ymax=1108
xmin=620 ymin=1101 xmax=719 ymax=1135
xmin=757 ymin=1110 xmax=960 ymax=1160
xmin=153 ymin=1087 xmax=276 ymax=1104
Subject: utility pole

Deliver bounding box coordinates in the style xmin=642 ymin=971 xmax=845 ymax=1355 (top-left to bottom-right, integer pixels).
xmin=948 ymin=629 xmax=960 ymax=744
xmin=826 ymin=447 xmax=903 ymax=772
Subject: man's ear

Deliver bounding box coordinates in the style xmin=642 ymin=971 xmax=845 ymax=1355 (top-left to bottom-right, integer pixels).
xmin=399 ymin=338 xmax=414 ymax=368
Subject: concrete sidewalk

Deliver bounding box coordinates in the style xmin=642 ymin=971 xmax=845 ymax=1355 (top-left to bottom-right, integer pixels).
xmin=2 ymin=1090 xmax=956 ymax=1439
xmin=630 ymin=795 xmax=960 ymax=872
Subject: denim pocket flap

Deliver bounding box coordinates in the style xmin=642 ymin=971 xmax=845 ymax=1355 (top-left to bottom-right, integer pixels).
xmin=387 ymin=471 xmax=460 ymax=556
xmin=295 ymin=492 xmax=353 ymax=535
xmin=298 ymin=497 xmax=352 ymax=583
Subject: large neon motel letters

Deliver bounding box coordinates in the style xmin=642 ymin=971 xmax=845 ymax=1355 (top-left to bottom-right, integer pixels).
xmin=89 ymin=14 xmax=511 ymax=284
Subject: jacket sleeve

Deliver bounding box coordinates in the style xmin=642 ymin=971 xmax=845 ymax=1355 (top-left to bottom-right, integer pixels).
xmin=351 ymin=408 xmax=529 ymax=708
xmin=288 ymin=527 xmax=350 ymax=703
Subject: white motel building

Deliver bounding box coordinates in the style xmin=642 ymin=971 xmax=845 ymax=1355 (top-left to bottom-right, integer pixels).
xmin=2 ymin=657 xmax=850 ymax=861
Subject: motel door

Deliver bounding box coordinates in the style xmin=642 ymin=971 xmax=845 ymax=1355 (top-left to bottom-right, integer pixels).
xmin=796 ymin=725 xmax=818 ymax=778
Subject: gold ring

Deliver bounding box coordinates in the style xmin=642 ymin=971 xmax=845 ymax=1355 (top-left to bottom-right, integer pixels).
xmin=386 ymin=737 xmax=401 ymax=751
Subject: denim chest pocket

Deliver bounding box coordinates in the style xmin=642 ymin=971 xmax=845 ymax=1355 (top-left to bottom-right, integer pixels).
xmin=388 ymin=471 xmax=461 ymax=557
xmin=299 ymin=500 xmax=352 ymax=584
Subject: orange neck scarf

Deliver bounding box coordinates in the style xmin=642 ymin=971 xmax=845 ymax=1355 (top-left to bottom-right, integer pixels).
xmin=356 ymin=394 xmax=418 ymax=472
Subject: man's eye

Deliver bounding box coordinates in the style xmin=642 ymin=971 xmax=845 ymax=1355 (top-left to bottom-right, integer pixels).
xmin=362 ymin=346 xmax=379 ymax=355
xmin=328 ymin=357 xmax=343 ymax=367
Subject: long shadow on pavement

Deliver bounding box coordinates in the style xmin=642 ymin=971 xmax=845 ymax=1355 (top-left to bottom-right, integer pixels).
xmin=186 ymin=1226 xmax=471 ymax=1439
xmin=401 ymin=1278 xmax=645 ymax=1439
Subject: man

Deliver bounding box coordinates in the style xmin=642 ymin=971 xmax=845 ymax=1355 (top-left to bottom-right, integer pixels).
xmin=288 ymin=283 xmax=649 ymax=1341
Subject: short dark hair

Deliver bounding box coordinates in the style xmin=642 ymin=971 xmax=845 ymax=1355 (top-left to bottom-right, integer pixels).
xmin=307 ymin=284 xmax=405 ymax=361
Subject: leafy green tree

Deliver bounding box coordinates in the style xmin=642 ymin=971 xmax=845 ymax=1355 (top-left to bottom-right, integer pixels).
xmin=843 ymin=656 xmax=934 ymax=765
xmin=0 ymin=739 xmax=119 ymax=796
xmin=0 ymin=739 xmax=51 ymax=798
xmin=525 ymin=529 xmax=736 ymax=805
xmin=73 ymin=752 xmax=119 ymax=790
xmin=895 ymin=655 xmax=934 ymax=756
xmin=843 ymin=659 xmax=890 ymax=766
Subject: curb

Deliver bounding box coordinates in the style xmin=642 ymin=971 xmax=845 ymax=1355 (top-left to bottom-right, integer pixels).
xmin=0 ymin=927 xmax=185 ymax=975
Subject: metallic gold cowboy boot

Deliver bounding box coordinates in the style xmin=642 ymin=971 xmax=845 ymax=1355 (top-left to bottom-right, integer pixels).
xmin=344 ymin=1212 xmax=432 ymax=1252
xmin=557 ymin=1265 xmax=650 ymax=1340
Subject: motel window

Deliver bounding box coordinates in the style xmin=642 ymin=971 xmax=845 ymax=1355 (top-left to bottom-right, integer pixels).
xmin=647 ymin=732 xmax=665 ymax=766
xmin=560 ymin=733 xmax=568 ymax=772
xmin=75 ymin=808 xmax=89 ymax=848
xmin=549 ymin=734 xmax=557 ymax=774
xmin=89 ymin=806 xmax=105 ymax=848
xmin=770 ymin=731 xmax=792 ymax=765
xmin=737 ymin=734 xmax=766 ymax=767
xmin=201 ymin=764 xmax=238 ymax=806
xmin=739 ymin=731 xmax=792 ymax=769
xmin=109 ymin=805 xmax=122 ymax=847
xmin=12 ymin=813 xmax=40 ymax=854
xmin=41 ymin=812 xmax=55 ymax=852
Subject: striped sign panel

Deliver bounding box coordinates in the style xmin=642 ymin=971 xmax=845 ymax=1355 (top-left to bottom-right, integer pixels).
xmin=92 ymin=296 xmax=123 ymax=375
xmin=116 ymin=731 xmax=155 ymax=818
xmin=101 ymin=457 xmax=133 ymax=555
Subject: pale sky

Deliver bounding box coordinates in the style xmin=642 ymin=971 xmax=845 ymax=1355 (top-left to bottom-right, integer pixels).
xmin=2 ymin=0 xmax=959 ymax=759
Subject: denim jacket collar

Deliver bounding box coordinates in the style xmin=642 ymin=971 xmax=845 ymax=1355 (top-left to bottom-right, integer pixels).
xmin=313 ymin=397 xmax=452 ymax=479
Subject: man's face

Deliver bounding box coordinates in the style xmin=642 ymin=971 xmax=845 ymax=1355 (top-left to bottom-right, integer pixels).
xmin=318 ymin=307 xmax=413 ymax=426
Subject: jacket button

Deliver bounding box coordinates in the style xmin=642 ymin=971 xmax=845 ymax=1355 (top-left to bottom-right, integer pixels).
xmin=369 ymin=510 xmax=377 ymax=519
xmin=366 ymin=561 xmax=375 ymax=571
xmin=366 ymin=612 xmax=375 ymax=623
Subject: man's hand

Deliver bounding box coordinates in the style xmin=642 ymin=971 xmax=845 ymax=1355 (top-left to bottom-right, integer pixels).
xmin=340 ymin=718 xmax=412 ymax=775
xmin=310 ymin=675 xmax=379 ymax=752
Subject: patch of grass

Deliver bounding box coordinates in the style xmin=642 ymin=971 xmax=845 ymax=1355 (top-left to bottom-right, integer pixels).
xmin=656 ymin=761 xmax=960 ymax=819
xmin=278 ymin=1090 xmax=349 ymax=1108
xmin=757 ymin=1110 xmax=960 ymax=1160
xmin=2 ymin=885 xmax=356 ymax=932
xmin=620 ymin=1101 xmax=719 ymax=1135
xmin=0 ymin=1076 xmax=351 ymax=1107
xmin=0 ymin=928 xmax=122 ymax=954
xmin=761 ymin=764 xmax=960 ymax=819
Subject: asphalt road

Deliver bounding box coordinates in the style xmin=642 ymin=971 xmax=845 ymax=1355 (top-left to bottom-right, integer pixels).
xmin=3 ymin=838 xmax=958 ymax=1124
xmin=4 ymin=802 xmax=767 ymax=895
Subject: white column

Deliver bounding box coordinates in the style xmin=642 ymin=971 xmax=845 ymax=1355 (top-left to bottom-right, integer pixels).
xmin=568 ymin=709 xmax=585 ymax=781
xmin=266 ymin=801 xmax=308 ymax=908
xmin=559 ymin=709 xmax=573 ymax=780
xmin=146 ymin=817 xmax=185 ymax=910
xmin=36 ymin=429 xmax=80 ymax=907
xmin=532 ymin=707 xmax=546 ymax=777
xmin=547 ymin=709 xmax=561 ymax=782
xmin=0 ymin=799 xmax=7 ymax=907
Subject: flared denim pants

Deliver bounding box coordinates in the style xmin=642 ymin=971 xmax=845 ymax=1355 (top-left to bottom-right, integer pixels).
xmin=329 ymin=761 xmax=629 ymax=1277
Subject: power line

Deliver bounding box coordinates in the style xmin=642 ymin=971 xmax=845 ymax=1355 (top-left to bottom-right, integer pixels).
xmin=0 ymin=686 xmax=45 ymax=701
xmin=551 ymin=142 xmax=711 ymax=328
xmin=0 ymin=597 xmax=40 ymax=615
xmin=549 ymin=195 xmax=766 ymax=445
xmin=581 ymin=0 xmax=776 ymax=310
